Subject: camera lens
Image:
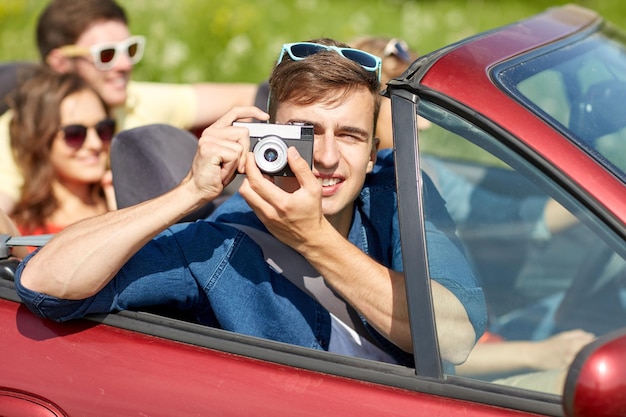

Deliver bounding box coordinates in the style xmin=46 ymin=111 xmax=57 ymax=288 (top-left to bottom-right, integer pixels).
xmin=264 ymin=148 xmax=279 ymax=163
xmin=253 ymin=136 xmax=288 ymax=174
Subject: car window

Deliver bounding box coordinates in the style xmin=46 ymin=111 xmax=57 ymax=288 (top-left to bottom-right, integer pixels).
xmin=417 ymin=99 xmax=626 ymax=395
xmin=497 ymin=24 xmax=626 ymax=182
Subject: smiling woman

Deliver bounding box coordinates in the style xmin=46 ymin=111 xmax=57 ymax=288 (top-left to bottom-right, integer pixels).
xmin=7 ymin=66 xmax=115 ymax=241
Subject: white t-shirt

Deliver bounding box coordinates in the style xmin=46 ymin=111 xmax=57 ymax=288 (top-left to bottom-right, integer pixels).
xmin=328 ymin=313 xmax=398 ymax=364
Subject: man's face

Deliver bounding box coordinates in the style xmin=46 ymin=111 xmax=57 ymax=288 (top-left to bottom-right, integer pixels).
xmin=57 ymin=20 xmax=134 ymax=108
xmin=274 ymin=87 xmax=379 ymax=228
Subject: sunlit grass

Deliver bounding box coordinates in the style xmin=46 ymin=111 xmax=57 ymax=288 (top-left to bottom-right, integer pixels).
xmin=2 ymin=0 xmax=625 ymax=85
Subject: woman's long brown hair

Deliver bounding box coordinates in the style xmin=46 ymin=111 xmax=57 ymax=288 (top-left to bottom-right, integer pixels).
xmin=8 ymin=66 xmax=110 ymax=233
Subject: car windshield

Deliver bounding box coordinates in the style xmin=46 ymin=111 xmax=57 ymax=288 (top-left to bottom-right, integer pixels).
xmin=497 ymin=22 xmax=626 ymax=183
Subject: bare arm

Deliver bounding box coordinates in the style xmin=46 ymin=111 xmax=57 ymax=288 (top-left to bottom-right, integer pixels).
xmin=191 ymin=83 xmax=258 ymax=130
xmin=0 ymin=192 xmax=15 ymax=216
xmin=290 ymin=224 xmax=474 ymax=363
xmin=20 ymin=183 xmax=202 ymax=298
xmin=240 ymin=148 xmax=476 ymax=363
xmin=456 ymin=329 xmax=595 ymax=376
xmin=20 ymin=106 xmax=268 ymax=299
xmin=0 ymin=209 xmax=28 ymax=259
xmin=544 ymin=198 xmax=578 ymax=233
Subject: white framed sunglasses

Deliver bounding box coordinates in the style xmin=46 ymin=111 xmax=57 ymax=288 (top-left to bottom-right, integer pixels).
xmin=58 ymin=35 xmax=146 ymax=71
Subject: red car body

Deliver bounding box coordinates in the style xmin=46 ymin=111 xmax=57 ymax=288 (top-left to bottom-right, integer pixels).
xmin=1 ymin=4 xmax=625 ymax=416
xmin=416 ymin=5 xmax=626 ymax=223
xmin=0 ymin=292 xmax=546 ymax=416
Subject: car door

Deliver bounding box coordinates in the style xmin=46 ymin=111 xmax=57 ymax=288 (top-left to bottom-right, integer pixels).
xmin=0 ymin=241 xmax=550 ymax=416
xmin=390 ymin=85 xmax=626 ymax=416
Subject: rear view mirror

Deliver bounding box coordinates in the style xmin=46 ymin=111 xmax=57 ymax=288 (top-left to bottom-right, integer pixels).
xmin=563 ymin=328 xmax=626 ymax=417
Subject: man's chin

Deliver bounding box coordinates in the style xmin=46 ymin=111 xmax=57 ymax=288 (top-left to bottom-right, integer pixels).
xmin=321 ymin=199 xmax=341 ymax=218
xmin=103 ymin=93 xmax=127 ymax=108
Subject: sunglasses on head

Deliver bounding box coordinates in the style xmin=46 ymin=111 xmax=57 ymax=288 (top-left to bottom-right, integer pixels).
xmin=59 ymin=35 xmax=146 ymax=71
xmin=277 ymin=42 xmax=382 ymax=81
xmin=59 ymin=118 xmax=116 ymax=149
xmin=383 ymin=38 xmax=412 ymax=63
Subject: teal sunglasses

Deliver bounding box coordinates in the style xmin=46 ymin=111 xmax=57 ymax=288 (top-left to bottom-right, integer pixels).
xmin=277 ymin=42 xmax=382 ymax=81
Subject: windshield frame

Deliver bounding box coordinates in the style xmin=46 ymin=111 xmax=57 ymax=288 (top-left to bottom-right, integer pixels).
xmin=494 ymin=22 xmax=626 ymax=184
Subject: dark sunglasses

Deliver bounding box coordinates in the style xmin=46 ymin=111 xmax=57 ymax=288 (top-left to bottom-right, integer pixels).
xmin=277 ymin=42 xmax=382 ymax=81
xmin=59 ymin=118 xmax=116 ymax=149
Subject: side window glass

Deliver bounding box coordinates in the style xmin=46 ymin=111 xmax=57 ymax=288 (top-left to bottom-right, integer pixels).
xmin=418 ymin=100 xmax=626 ymax=394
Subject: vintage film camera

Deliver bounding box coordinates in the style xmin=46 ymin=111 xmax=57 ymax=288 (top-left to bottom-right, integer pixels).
xmin=234 ymin=122 xmax=314 ymax=176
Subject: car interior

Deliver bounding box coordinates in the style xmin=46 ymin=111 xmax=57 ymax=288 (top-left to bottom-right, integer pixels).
xmin=416 ymin=98 xmax=626 ymax=386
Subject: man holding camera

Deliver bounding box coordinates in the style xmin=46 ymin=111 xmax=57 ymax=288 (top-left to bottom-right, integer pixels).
xmin=15 ymin=39 xmax=485 ymax=366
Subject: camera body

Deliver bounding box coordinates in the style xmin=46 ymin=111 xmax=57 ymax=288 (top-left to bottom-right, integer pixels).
xmin=234 ymin=122 xmax=314 ymax=176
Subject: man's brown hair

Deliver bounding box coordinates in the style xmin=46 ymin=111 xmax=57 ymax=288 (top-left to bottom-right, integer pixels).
xmin=268 ymin=38 xmax=382 ymax=134
xmin=36 ymin=0 xmax=128 ymax=61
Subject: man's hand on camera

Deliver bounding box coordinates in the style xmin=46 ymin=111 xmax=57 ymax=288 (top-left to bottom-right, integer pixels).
xmin=189 ymin=106 xmax=269 ymax=201
xmin=240 ymin=146 xmax=326 ymax=252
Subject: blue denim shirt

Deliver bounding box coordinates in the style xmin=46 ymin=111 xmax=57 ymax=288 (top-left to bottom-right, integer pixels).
xmin=15 ymin=150 xmax=486 ymax=366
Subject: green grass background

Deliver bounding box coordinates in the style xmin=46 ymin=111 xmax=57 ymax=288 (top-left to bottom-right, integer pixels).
xmin=1 ymin=0 xmax=624 ymax=85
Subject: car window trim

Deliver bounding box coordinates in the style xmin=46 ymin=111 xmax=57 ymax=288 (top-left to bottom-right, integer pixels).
xmin=0 ymin=279 xmax=415 ymax=388
xmin=391 ymin=90 xmax=443 ymax=379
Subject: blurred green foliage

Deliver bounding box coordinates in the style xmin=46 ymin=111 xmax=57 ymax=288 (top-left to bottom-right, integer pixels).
xmin=1 ymin=0 xmax=625 ymax=85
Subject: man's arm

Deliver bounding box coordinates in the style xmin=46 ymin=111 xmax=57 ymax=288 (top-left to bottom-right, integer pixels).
xmin=456 ymin=329 xmax=595 ymax=376
xmin=190 ymin=83 xmax=258 ymax=130
xmin=239 ymin=148 xmax=477 ymax=364
xmin=19 ymin=183 xmax=202 ymax=298
xmin=19 ymin=106 xmax=268 ymax=299
xmin=289 ymin=222 xmax=475 ymax=364
xmin=0 ymin=110 xmax=20 ymax=215
xmin=0 ymin=192 xmax=14 ymax=215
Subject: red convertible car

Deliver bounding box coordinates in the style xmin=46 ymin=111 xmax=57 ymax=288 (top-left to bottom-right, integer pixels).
xmin=1 ymin=4 xmax=626 ymax=416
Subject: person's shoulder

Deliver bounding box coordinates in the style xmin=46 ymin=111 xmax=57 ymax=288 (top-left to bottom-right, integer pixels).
xmin=207 ymin=193 xmax=266 ymax=230
xmin=125 ymin=81 xmax=195 ymax=104
xmin=122 ymin=81 xmax=196 ymax=129
xmin=366 ymin=149 xmax=442 ymax=199
xmin=0 ymin=109 xmax=13 ymax=141
xmin=0 ymin=108 xmax=13 ymax=123
xmin=128 ymin=80 xmax=193 ymax=92
xmin=364 ymin=149 xmax=396 ymax=192
xmin=372 ymin=148 xmax=394 ymax=174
